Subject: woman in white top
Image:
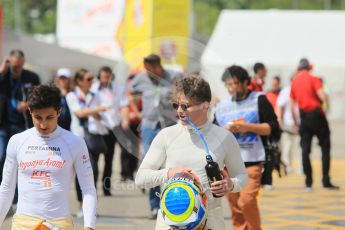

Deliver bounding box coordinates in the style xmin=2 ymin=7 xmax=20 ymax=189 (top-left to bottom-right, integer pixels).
xmin=135 ymin=74 xmax=248 ymax=230
xmin=66 ymin=69 xmax=109 ymax=215
xmin=0 ymin=85 xmax=97 ymax=230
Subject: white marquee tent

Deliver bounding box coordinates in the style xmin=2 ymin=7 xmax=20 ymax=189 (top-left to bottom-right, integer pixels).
xmin=201 ymin=10 xmax=345 ymax=120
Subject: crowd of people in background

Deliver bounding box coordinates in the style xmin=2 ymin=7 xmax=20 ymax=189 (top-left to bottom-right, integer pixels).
xmin=0 ymin=49 xmax=340 ymax=230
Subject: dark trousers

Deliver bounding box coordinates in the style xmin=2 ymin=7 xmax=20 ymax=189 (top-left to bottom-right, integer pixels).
xmin=120 ymin=124 xmax=139 ymax=180
xmin=102 ymin=132 xmax=116 ymax=192
xmin=261 ymin=154 xmax=274 ymax=185
xmin=76 ymin=131 xmax=116 ymax=202
xmin=299 ymin=109 xmax=331 ymax=187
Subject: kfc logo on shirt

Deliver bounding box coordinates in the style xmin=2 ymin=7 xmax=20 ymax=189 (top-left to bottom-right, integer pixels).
xmin=31 ymin=170 xmax=51 ymax=179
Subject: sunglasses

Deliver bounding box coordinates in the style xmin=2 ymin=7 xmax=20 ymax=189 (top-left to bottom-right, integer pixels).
xmin=85 ymin=77 xmax=94 ymax=82
xmin=171 ymin=102 xmax=192 ymax=111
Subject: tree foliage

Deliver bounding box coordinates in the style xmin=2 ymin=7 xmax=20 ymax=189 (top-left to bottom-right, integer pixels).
xmin=0 ymin=0 xmax=57 ymax=34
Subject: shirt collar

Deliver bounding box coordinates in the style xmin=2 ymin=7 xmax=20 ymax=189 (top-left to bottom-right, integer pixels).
xmin=34 ymin=126 xmax=62 ymax=140
xmin=99 ymin=82 xmax=113 ymax=90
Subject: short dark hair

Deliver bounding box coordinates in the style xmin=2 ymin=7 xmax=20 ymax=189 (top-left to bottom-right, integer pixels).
xmin=98 ymin=66 xmax=114 ymax=80
xmin=172 ymin=73 xmax=211 ymax=103
xmin=253 ymin=62 xmax=265 ymax=73
xmin=298 ymin=58 xmax=311 ymax=70
xmin=99 ymin=66 xmax=112 ymax=74
xmin=222 ymin=65 xmax=250 ymax=83
xmin=10 ymin=49 xmax=25 ymax=59
xmin=28 ymin=84 xmax=61 ymax=111
xmin=273 ymin=76 xmax=281 ymax=82
xmin=144 ymin=54 xmax=161 ymax=66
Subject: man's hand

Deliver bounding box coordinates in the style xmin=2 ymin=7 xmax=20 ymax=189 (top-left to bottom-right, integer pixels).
xmin=17 ymin=101 xmax=28 ymax=113
xmin=0 ymin=57 xmax=10 ymax=74
xmin=223 ymin=122 xmax=250 ymax=134
xmin=99 ymin=105 xmax=111 ymax=112
xmin=84 ymin=228 xmax=94 ymax=230
xmin=210 ymin=169 xmax=233 ymax=197
xmin=121 ymin=119 xmax=129 ymax=130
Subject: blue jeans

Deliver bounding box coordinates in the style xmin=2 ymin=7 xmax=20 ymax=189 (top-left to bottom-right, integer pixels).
xmin=0 ymin=128 xmax=8 ymax=183
xmin=141 ymin=126 xmax=161 ymax=211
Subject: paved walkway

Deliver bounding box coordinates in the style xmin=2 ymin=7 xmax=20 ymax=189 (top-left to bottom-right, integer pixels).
xmin=3 ymin=122 xmax=345 ymax=229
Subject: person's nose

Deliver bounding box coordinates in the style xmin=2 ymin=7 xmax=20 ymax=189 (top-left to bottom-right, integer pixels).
xmin=39 ymin=120 xmax=48 ymax=129
xmin=177 ymin=105 xmax=184 ymax=113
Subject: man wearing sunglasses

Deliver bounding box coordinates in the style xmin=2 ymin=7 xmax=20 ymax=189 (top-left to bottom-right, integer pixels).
xmin=136 ymin=74 xmax=247 ymax=229
xmin=129 ymin=54 xmax=183 ymax=219
xmin=0 ymin=50 xmax=40 ymax=203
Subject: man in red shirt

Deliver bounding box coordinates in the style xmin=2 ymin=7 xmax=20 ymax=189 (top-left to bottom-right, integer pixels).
xmin=248 ymin=62 xmax=266 ymax=92
xmin=290 ymin=58 xmax=339 ymax=191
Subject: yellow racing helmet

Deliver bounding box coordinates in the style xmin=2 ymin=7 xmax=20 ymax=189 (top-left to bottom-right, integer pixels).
xmin=160 ymin=171 xmax=207 ymax=230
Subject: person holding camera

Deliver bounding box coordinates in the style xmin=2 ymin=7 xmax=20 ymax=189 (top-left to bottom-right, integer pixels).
xmin=0 ymin=50 xmax=40 ymax=197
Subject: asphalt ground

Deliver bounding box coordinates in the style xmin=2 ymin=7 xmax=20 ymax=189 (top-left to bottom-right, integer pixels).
xmin=3 ymin=121 xmax=345 ymax=230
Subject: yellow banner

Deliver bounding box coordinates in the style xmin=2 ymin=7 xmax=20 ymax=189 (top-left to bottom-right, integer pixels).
xmin=121 ymin=0 xmax=191 ymax=71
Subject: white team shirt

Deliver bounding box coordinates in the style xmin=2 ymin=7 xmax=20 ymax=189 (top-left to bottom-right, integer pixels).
xmin=89 ymin=81 xmax=128 ymax=134
xmin=0 ymin=126 xmax=97 ymax=229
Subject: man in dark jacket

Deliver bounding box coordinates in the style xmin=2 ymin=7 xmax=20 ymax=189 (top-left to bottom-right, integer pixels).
xmin=0 ymin=49 xmax=40 ymax=184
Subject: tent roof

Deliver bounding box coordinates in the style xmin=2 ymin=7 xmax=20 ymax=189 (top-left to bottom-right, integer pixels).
xmin=201 ymin=10 xmax=345 ymax=67
xmin=201 ymin=10 xmax=345 ymax=101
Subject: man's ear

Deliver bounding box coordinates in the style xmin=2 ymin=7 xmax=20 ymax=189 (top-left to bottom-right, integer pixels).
xmin=57 ymin=107 xmax=62 ymax=117
xmin=244 ymin=79 xmax=250 ymax=86
xmin=204 ymin=102 xmax=210 ymax=110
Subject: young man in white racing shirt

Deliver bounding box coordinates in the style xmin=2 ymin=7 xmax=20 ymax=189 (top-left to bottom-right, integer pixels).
xmin=0 ymin=84 xmax=97 ymax=230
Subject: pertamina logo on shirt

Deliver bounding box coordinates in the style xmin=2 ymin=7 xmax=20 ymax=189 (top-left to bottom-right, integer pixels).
xmin=26 ymin=145 xmax=62 ymax=156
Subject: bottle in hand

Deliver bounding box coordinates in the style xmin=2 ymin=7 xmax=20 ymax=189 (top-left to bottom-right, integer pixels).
xmin=205 ymin=155 xmax=223 ymax=198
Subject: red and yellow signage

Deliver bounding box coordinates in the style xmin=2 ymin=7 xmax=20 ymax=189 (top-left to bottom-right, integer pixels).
xmin=122 ymin=0 xmax=191 ymax=70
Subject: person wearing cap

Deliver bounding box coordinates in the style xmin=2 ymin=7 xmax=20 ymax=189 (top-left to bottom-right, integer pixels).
xmin=290 ymin=58 xmax=339 ymax=192
xmin=55 ymin=68 xmax=72 ymax=130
